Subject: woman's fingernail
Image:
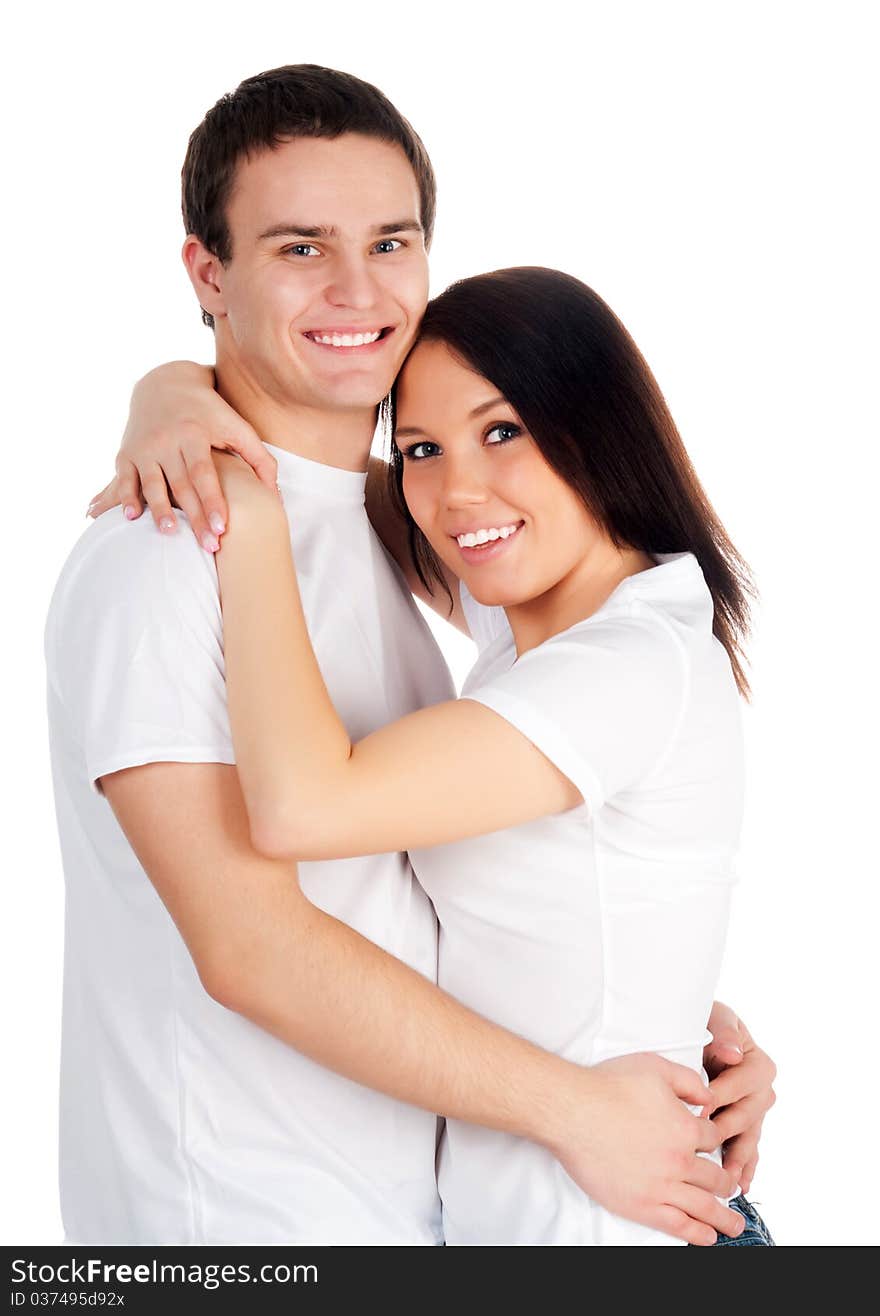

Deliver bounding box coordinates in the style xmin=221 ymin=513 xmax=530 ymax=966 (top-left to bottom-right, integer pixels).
xmin=159 ymin=516 xmax=176 ymax=533
xmin=209 ymin=513 xmax=226 ymax=535
xmin=87 ymin=502 xmax=98 ymax=517
xmin=124 ymin=505 xmax=139 ymax=521
xmin=201 ymin=534 xmax=220 ymax=553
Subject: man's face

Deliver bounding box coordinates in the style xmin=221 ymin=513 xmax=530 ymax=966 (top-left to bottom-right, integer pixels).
xmin=199 ymin=134 xmax=430 ymax=412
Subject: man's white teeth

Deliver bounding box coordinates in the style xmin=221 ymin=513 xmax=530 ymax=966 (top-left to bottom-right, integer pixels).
xmin=311 ymin=330 xmax=383 ymax=347
xmin=456 ymin=523 xmax=520 ymax=548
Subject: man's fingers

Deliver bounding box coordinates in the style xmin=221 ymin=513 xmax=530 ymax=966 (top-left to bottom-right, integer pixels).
xmin=694 ymin=1115 xmax=723 ymax=1155
xmin=184 ymin=454 xmax=229 ymax=541
xmin=651 ymin=1204 xmax=717 ymax=1247
xmin=666 ymin=1060 xmax=712 ymax=1109
xmin=667 ymin=1184 xmax=745 ymax=1240
xmin=685 ymin=1156 xmax=737 ymax=1200
xmin=139 ymin=465 xmax=178 ymax=534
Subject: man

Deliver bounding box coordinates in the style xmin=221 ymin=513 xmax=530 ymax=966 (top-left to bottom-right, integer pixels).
xmin=49 ymin=64 xmax=772 ymax=1246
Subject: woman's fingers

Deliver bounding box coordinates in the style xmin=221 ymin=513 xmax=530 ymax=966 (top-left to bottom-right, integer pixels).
xmin=722 ymin=1125 xmax=762 ymax=1185
xmin=708 ymin=1044 xmax=776 ymax=1112
xmin=219 ymin=419 xmax=278 ymax=490
xmin=142 ymin=453 xmax=217 ymax=552
xmin=87 ymin=480 xmax=118 ymax=517
xmin=739 ymin=1152 xmax=759 ymax=1194
xmin=88 ymin=462 xmax=144 ymax=521
xmin=182 ymin=451 xmax=229 ymax=541
xmin=138 ymin=463 xmax=179 ymax=535
xmin=116 ymin=459 xmax=145 ymax=521
xmin=712 ymin=1088 xmax=775 ymax=1144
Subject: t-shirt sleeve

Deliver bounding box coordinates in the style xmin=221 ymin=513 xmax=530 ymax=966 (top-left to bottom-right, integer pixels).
xmin=459 ymin=581 xmax=511 ymax=652
xmin=462 ymin=612 xmax=688 ymax=812
xmin=46 ymin=513 xmax=234 ymax=792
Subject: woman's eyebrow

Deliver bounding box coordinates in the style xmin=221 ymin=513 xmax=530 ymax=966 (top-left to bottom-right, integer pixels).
xmin=469 ymin=396 xmax=508 ymax=417
xmin=396 ymin=398 xmax=510 ymax=439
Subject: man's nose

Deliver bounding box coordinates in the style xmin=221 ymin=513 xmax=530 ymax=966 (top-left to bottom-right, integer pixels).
xmin=325 ymin=256 xmax=379 ymax=311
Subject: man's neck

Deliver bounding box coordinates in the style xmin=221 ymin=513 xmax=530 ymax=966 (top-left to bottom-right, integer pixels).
xmin=214 ymin=359 xmax=377 ymax=474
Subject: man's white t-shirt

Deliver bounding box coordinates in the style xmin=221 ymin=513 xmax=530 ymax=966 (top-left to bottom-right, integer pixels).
xmin=44 ymin=444 xmax=455 ymax=1246
xmin=410 ymin=554 xmax=744 ymax=1246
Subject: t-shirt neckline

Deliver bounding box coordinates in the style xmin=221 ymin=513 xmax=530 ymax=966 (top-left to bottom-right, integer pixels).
xmin=264 ymin=442 xmax=367 ymax=503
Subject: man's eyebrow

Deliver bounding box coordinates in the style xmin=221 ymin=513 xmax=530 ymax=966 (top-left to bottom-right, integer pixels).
xmin=395 ymin=398 xmax=510 ymax=440
xmin=256 ymin=219 xmax=423 ymax=242
xmin=373 ymin=219 xmax=423 ymax=236
xmin=257 ymin=223 xmax=338 ymax=241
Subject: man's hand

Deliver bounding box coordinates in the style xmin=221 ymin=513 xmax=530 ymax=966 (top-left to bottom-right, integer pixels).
xmin=704 ymin=1002 xmax=777 ymax=1193
xmin=547 ymin=1053 xmax=745 ymax=1246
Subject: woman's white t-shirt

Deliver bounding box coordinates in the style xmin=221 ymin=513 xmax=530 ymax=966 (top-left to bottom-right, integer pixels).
xmin=409 ymin=553 xmax=744 ymax=1246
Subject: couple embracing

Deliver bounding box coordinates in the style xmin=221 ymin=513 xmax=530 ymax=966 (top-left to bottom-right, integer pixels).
xmin=46 ymin=63 xmax=775 ymax=1246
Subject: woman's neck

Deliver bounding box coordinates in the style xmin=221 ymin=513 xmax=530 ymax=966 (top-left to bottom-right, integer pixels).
xmin=505 ymin=544 xmax=656 ymax=658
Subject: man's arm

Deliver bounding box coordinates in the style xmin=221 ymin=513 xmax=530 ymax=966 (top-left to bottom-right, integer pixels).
xmin=102 ymin=758 xmax=743 ymax=1245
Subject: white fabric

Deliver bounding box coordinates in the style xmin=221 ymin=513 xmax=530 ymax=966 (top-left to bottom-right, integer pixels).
xmin=44 ymin=443 xmax=455 ymax=1246
xmin=413 ymin=555 xmax=743 ymax=1245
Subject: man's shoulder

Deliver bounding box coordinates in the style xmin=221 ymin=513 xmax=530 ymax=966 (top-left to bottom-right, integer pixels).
xmin=51 ymin=510 xmax=218 ymax=611
xmin=46 ymin=511 xmax=221 ymax=674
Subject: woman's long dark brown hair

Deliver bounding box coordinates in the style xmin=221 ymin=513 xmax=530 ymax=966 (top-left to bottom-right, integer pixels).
xmin=387 ymin=267 xmax=755 ymax=696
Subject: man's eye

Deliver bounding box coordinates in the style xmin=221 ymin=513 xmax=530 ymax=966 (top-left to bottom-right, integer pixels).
xmin=402 ymin=441 xmax=441 ymax=460
xmin=374 ymin=239 xmax=403 ymax=254
xmin=485 ymin=422 xmax=521 ymax=444
xmin=284 ymin=244 xmax=321 ymax=257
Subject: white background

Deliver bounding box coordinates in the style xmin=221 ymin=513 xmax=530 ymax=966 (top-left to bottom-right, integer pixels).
xmin=2 ymin=0 xmax=877 ymax=1247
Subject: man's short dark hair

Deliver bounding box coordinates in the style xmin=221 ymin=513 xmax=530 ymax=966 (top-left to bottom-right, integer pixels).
xmin=182 ymin=64 xmax=437 ymax=328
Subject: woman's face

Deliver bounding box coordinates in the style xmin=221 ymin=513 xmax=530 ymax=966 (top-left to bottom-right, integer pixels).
xmin=395 ymin=339 xmax=606 ymax=608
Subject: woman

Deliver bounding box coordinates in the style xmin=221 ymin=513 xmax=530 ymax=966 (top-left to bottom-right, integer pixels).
xmin=91 ymin=268 xmax=774 ymax=1245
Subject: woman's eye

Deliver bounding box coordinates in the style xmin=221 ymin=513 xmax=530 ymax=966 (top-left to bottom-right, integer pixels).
xmin=284 ymin=244 xmax=321 ymax=257
xmin=403 ymin=441 xmax=441 ymax=460
xmin=485 ymin=422 xmax=521 ymax=444
xmin=374 ymin=239 xmax=403 ymax=254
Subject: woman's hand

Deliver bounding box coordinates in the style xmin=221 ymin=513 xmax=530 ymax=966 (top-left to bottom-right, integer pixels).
xmin=703 ymin=1002 xmax=777 ymax=1193
xmin=86 ymin=361 xmax=278 ymax=554
xmin=213 ymin=451 xmax=283 ymax=525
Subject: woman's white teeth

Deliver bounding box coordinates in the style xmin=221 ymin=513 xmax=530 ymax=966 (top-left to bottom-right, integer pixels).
xmin=311 ymin=330 xmax=382 ymax=347
xmin=457 ymin=523 xmax=520 ymax=548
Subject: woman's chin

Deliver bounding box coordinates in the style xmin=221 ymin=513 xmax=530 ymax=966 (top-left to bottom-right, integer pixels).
xmin=464 ymin=580 xmax=522 ymax=610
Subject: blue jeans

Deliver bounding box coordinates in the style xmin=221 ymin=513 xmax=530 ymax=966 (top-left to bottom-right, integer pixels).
xmin=707 ymin=1194 xmax=775 ymax=1246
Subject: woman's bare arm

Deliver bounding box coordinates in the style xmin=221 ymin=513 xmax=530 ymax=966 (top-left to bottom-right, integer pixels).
xmin=215 ymin=454 xmax=579 ymax=861
xmin=86 ymin=361 xmax=277 ymax=549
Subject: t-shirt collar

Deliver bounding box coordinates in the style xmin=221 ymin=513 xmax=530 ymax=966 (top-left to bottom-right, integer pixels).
xmin=264 ymin=442 xmax=367 ymax=504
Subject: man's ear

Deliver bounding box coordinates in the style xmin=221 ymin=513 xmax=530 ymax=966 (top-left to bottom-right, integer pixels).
xmin=182 ymin=235 xmax=227 ymax=322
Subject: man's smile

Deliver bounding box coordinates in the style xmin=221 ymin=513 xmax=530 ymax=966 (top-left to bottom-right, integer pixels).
xmin=302 ymin=326 xmax=396 ymax=352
